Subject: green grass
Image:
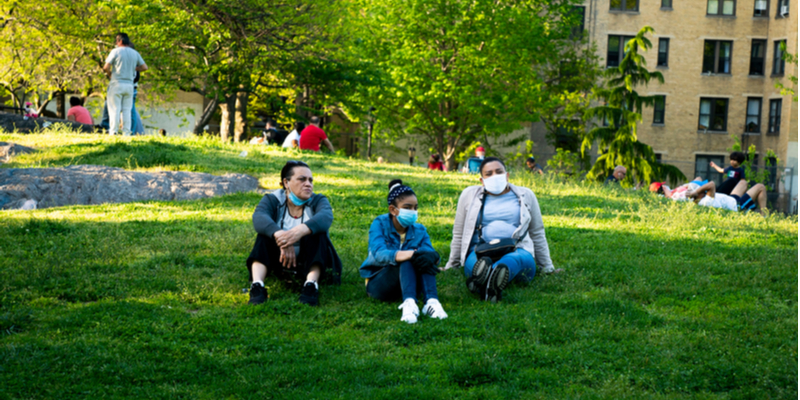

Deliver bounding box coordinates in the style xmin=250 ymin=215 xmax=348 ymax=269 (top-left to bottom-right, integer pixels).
xmin=1 ymin=132 xmax=797 ymax=399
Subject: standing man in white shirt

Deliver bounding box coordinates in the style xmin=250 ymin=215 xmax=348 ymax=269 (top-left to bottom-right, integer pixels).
xmin=103 ymin=33 xmax=147 ymax=135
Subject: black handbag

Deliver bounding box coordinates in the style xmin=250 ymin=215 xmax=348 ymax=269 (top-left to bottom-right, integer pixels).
xmin=473 ymin=193 xmax=517 ymax=262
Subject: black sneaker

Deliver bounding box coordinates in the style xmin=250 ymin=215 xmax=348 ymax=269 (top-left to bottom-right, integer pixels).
xmin=299 ymin=282 xmax=319 ymax=306
xmin=486 ymin=264 xmax=510 ymax=303
xmin=466 ymin=257 xmax=493 ymax=295
xmin=248 ymin=283 xmax=268 ymax=305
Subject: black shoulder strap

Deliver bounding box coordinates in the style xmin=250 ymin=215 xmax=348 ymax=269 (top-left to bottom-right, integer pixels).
xmin=476 ymin=191 xmax=487 ymax=242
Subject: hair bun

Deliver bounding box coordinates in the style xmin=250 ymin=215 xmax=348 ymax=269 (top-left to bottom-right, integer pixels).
xmin=388 ymin=179 xmax=403 ymax=191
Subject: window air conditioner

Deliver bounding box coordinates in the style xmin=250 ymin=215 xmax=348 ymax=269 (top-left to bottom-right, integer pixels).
xmin=780 ymin=5 xmax=789 ymax=15
xmin=755 ymin=0 xmax=767 ymax=10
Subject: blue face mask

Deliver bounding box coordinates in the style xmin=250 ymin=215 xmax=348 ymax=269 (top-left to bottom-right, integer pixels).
xmin=395 ymin=208 xmax=418 ymax=228
xmin=288 ymin=189 xmax=310 ymax=206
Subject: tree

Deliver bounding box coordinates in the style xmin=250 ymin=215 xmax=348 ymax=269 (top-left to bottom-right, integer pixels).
xmin=0 ymin=1 xmax=114 ymax=115
xmin=351 ymin=0 xmax=583 ymax=171
xmin=582 ymin=26 xmax=685 ymax=185
xmin=536 ymin=36 xmax=603 ymax=169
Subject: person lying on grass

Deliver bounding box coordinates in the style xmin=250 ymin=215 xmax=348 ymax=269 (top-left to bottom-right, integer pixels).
xmin=649 ymin=177 xmax=710 ymax=201
xmin=246 ymin=160 xmax=342 ymax=306
xmin=359 ymin=179 xmax=448 ymax=324
xmin=445 ymin=157 xmax=561 ymax=303
xmin=685 ymin=179 xmax=768 ymax=215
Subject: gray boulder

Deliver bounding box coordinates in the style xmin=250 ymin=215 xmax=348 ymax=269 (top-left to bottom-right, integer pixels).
xmin=0 ymin=165 xmax=260 ymax=210
xmin=0 ymin=112 xmax=96 ymax=134
xmin=0 ymin=142 xmax=38 ymax=163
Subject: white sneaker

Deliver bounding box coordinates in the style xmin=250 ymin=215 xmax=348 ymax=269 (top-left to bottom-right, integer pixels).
xmin=422 ymin=298 xmax=448 ymax=319
xmin=398 ymin=298 xmax=419 ymax=324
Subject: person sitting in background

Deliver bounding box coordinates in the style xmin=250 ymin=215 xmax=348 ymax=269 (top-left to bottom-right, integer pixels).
xmin=282 ymin=122 xmax=305 ymax=148
xmin=66 ymin=97 xmax=93 ymax=125
xmin=526 ymin=157 xmax=544 ymax=175
xmin=263 ymin=119 xmax=288 ymax=146
xmin=709 ymin=151 xmax=746 ymax=195
xmin=377 ymin=156 xmax=386 ymax=164
xmin=428 ymin=154 xmax=444 ymax=171
xmin=299 ymin=116 xmax=335 ymax=153
xmin=360 ymin=179 xmax=448 ymax=324
xmin=605 ymin=165 xmax=627 ymax=185
xmin=462 ymin=146 xmax=486 ymax=173
xmin=445 ymin=157 xmax=561 ymax=303
xmin=687 ymin=179 xmax=768 ymax=215
xmin=246 ymin=160 xmax=342 ymax=306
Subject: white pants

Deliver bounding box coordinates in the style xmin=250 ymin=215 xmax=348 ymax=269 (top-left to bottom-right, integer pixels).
xmin=107 ymin=82 xmax=134 ymax=135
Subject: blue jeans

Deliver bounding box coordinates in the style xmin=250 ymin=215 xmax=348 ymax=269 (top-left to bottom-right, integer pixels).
xmin=464 ymin=248 xmax=536 ymax=283
xmin=102 ymin=87 xmax=143 ymax=134
xmin=400 ymin=261 xmax=438 ymax=302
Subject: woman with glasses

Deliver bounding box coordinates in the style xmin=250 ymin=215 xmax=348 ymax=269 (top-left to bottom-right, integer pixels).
xmin=246 ymin=160 xmax=341 ymax=306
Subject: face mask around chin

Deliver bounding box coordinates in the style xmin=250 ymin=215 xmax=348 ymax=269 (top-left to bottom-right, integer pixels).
xmin=288 ymin=188 xmax=310 ymax=206
xmin=482 ymin=173 xmax=508 ymax=194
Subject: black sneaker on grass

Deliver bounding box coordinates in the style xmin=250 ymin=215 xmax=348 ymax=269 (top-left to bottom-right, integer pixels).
xmin=486 ymin=264 xmax=510 ymax=303
xmin=248 ymin=283 xmax=268 ymax=305
xmin=299 ymin=282 xmax=319 ymax=306
xmin=466 ymin=256 xmax=493 ymax=295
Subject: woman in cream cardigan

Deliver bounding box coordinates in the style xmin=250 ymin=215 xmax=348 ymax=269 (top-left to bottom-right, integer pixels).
xmin=445 ymin=157 xmax=560 ymax=302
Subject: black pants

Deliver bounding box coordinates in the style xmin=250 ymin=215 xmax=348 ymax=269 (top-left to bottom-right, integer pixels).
xmin=365 ymin=266 xmax=402 ymax=302
xmin=246 ymin=232 xmax=339 ymax=288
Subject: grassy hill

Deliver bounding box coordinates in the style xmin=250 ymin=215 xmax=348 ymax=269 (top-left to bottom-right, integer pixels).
xmin=1 ymin=131 xmax=797 ymax=399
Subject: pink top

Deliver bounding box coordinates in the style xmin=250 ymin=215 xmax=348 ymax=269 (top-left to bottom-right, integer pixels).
xmin=67 ymin=106 xmax=93 ymax=125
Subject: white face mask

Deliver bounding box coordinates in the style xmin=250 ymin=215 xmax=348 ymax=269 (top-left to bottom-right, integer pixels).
xmin=482 ymin=173 xmax=508 ymax=195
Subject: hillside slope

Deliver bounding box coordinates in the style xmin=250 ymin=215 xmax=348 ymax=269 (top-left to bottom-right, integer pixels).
xmin=1 ymin=132 xmax=797 ymax=399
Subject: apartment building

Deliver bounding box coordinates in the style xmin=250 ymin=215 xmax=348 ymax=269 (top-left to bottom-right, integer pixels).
xmin=531 ymin=0 xmax=798 ymax=210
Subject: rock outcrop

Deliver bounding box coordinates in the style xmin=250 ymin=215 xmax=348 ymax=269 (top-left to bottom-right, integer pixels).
xmin=0 ymin=142 xmax=38 ymax=163
xmin=0 ymin=165 xmax=260 ymax=210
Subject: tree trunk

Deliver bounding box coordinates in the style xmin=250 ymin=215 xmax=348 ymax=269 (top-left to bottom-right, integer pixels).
xmin=193 ymin=97 xmax=219 ymax=135
xmin=219 ymin=95 xmax=236 ymax=142
xmin=367 ymin=122 xmax=373 ymax=159
xmin=233 ymin=90 xmax=248 ymax=143
xmin=56 ymin=91 xmax=66 ymax=119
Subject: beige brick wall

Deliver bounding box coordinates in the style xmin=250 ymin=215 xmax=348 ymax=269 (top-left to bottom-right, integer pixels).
xmin=584 ymin=0 xmax=797 ymax=180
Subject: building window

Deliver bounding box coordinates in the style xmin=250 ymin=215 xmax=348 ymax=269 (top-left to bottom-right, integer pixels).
xmin=662 ymin=0 xmax=672 ymax=8
xmin=745 ymin=98 xmax=762 ymax=133
xmin=768 ymin=99 xmax=782 ymax=134
xmin=708 ymin=0 xmax=736 ymax=15
xmin=777 ymin=0 xmax=790 ymax=16
xmin=749 ymin=39 xmax=767 ymax=75
xmin=698 ymin=98 xmax=729 ymax=131
xmin=610 ymin=0 xmax=639 ymax=11
xmin=655 ymin=153 xmax=663 ymax=162
xmin=570 ymin=6 xmax=585 ymax=40
xmin=754 ymin=0 xmax=770 ymax=15
xmin=773 ymin=40 xmax=786 ymax=75
xmin=657 ymin=39 xmax=669 ymax=67
xmin=703 ymin=40 xmax=733 ymax=74
xmin=696 ymin=155 xmax=726 ymax=186
xmin=653 ymin=96 xmax=666 ymax=124
xmin=607 ymin=35 xmax=635 ymax=68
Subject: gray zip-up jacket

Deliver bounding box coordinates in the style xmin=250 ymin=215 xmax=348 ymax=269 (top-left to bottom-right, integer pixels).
xmin=252 ymin=189 xmax=333 ymax=238
xmin=445 ymin=184 xmax=554 ymax=273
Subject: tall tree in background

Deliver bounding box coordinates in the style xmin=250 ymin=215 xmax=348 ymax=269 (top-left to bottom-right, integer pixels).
xmin=115 ymin=0 xmax=338 ymax=141
xmin=582 ymin=26 xmax=685 ymax=184
xmin=0 ymin=1 xmax=113 ymax=115
xmin=351 ymin=0 xmax=581 ymax=171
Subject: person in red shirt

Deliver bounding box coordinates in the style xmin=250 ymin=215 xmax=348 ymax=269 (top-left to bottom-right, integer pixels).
xmin=66 ymin=97 xmax=94 ymax=125
xmin=428 ymin=154 xmax=444 ymax=171
xmin=299 ymin=116 xmax=335 ymax=152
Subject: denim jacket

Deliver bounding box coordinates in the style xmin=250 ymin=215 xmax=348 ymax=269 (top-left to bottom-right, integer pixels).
xmin=359 ymin=213 xmax=438 ymax=279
